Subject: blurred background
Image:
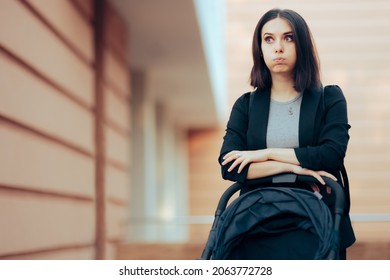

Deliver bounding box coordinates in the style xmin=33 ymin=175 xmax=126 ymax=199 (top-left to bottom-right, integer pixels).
xmin=0 ymin=0 xmax=389 ymax=260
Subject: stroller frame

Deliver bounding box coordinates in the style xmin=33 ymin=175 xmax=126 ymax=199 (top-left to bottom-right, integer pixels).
xmin=200 ymin=174 xmax=345 ymax=260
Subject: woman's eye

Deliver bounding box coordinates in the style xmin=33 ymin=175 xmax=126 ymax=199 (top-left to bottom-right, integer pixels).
xmin=285 ymin=35 xmax=294 ymax=42
xmin=264 ymin=36 xmax=273 ymax=43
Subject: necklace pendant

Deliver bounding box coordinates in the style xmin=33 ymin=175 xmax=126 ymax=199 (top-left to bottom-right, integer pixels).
xmin=288 ymin=107 xmax=293 ymax=115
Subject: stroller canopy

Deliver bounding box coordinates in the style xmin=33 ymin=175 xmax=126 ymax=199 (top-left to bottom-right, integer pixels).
xmin=210 ymin=187 xmax=335 ymax=260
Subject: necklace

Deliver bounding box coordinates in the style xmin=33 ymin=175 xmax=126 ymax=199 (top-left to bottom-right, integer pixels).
xmin=270 ymin=93 xmax=302 ymax=116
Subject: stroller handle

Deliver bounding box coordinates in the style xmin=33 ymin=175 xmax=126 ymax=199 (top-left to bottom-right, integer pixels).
xmin=216 ymin=173 xmax=345 ymax=216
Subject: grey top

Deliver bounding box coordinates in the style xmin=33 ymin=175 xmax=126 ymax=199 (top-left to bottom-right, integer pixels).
xmin=266 ymin=94 xmax=303 ymax=148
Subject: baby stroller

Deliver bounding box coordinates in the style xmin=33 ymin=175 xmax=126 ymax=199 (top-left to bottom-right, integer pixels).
xmin=200 ymin=174 xmax=345 ymax=260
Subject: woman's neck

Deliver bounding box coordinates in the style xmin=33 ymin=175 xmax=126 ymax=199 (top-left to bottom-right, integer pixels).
xmin=270 ymin=75 xmax=298 ymax=102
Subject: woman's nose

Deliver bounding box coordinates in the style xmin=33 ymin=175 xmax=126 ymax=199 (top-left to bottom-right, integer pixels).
xmin=274 ymin=40 xmax=284 ymax=53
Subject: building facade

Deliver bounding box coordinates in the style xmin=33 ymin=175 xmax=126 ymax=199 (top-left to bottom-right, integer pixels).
xmin=1 ymin=0 xmax=389 ymax=260
xmin=0 ymin=0 xmax=131 ymax=259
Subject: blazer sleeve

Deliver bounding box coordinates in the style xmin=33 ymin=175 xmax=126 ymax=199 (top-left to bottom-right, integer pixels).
xmin=218 ymin=92 xmax=251 ymax=183
xmin=294 ymin=85 xmax=351 ymax=171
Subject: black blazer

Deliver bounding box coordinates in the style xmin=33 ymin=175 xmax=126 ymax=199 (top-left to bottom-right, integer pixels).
xmin=219 ymin=85 xmax=356 ymax=249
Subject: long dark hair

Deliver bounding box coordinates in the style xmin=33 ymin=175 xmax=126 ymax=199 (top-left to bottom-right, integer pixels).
xmin=250 ymin=8 xmax=321 ymax=92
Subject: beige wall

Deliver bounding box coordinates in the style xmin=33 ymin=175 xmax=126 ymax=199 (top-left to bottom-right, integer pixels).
xmin=0 ymin=0 xmax=131 ymax=259
xmin=189 ymin=0 xmax=390 ymax=245
xmin=2 ymin=0 xmax=389 ymax=260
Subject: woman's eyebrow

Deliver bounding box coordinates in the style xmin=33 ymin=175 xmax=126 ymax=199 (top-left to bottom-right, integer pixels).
xmin=263 ymin=31 xmax=293 ymax=37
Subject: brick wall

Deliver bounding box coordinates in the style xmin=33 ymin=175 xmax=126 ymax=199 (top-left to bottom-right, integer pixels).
xmin=0 ymin=0 xmax=131 ymax=259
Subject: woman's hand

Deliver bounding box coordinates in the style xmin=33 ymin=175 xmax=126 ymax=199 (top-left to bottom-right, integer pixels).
xmin=290 ymin=165 xmax=337 ymax=185
xmin=222 ymin=149 xmax=269 ymax=173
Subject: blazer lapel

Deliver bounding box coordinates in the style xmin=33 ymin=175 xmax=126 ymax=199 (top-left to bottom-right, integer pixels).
xmin=247 ymin=88 xmax=270 ymax=149
xmin=299 ymin=88 xmax=322 ymax=147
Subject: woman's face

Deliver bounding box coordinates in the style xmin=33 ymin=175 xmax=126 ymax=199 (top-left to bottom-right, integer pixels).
xmin=261 ymin=17 xmax=297 ymax=76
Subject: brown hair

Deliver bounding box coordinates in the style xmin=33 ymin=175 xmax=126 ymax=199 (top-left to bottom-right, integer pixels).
xmin=250 ymin=8 xmax=321 ymax=92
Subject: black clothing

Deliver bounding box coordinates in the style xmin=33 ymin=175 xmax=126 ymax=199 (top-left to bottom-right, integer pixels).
xmin=218 ymin=86 xmax=356 ymax=250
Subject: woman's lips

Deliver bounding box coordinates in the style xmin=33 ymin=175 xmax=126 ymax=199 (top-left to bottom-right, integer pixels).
xmin=273 ymin=57 xmax=285 ymax=63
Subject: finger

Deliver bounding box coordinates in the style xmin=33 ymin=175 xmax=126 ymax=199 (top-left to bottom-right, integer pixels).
xmin=322 ymin=171 xmax=337 ymax=181
xmin=317 ymin=170 xmax=337 ymax=181
xmin=299 ymin=168 xmax=327 ymax=185
xmin=222 ymin=155 xmax=234 ymax=166
xmin=223 ymin=151 xmax=238 ymax=160
xmin=317 ymin=175 xmax=326 ymax=185
xmin=222 ymin=151 xmax=241 ymax=165
xmin=311 ymin=172 xmax=325 ymax=185
xmin=229 ymin=158 xmax=242 ymax=172
xmin=228 ymin=157 xmax=243 ymax=172
xmin=237 ymin=159 xmax=250 ymax=174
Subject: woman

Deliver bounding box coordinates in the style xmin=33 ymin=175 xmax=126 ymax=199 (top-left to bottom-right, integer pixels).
xmin=219 ymin=8 xmax=355 ymax=259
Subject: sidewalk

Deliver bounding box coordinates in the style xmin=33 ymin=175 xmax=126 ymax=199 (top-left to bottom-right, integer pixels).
xmin=116 ymin=241 xmax=390 ymax=260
